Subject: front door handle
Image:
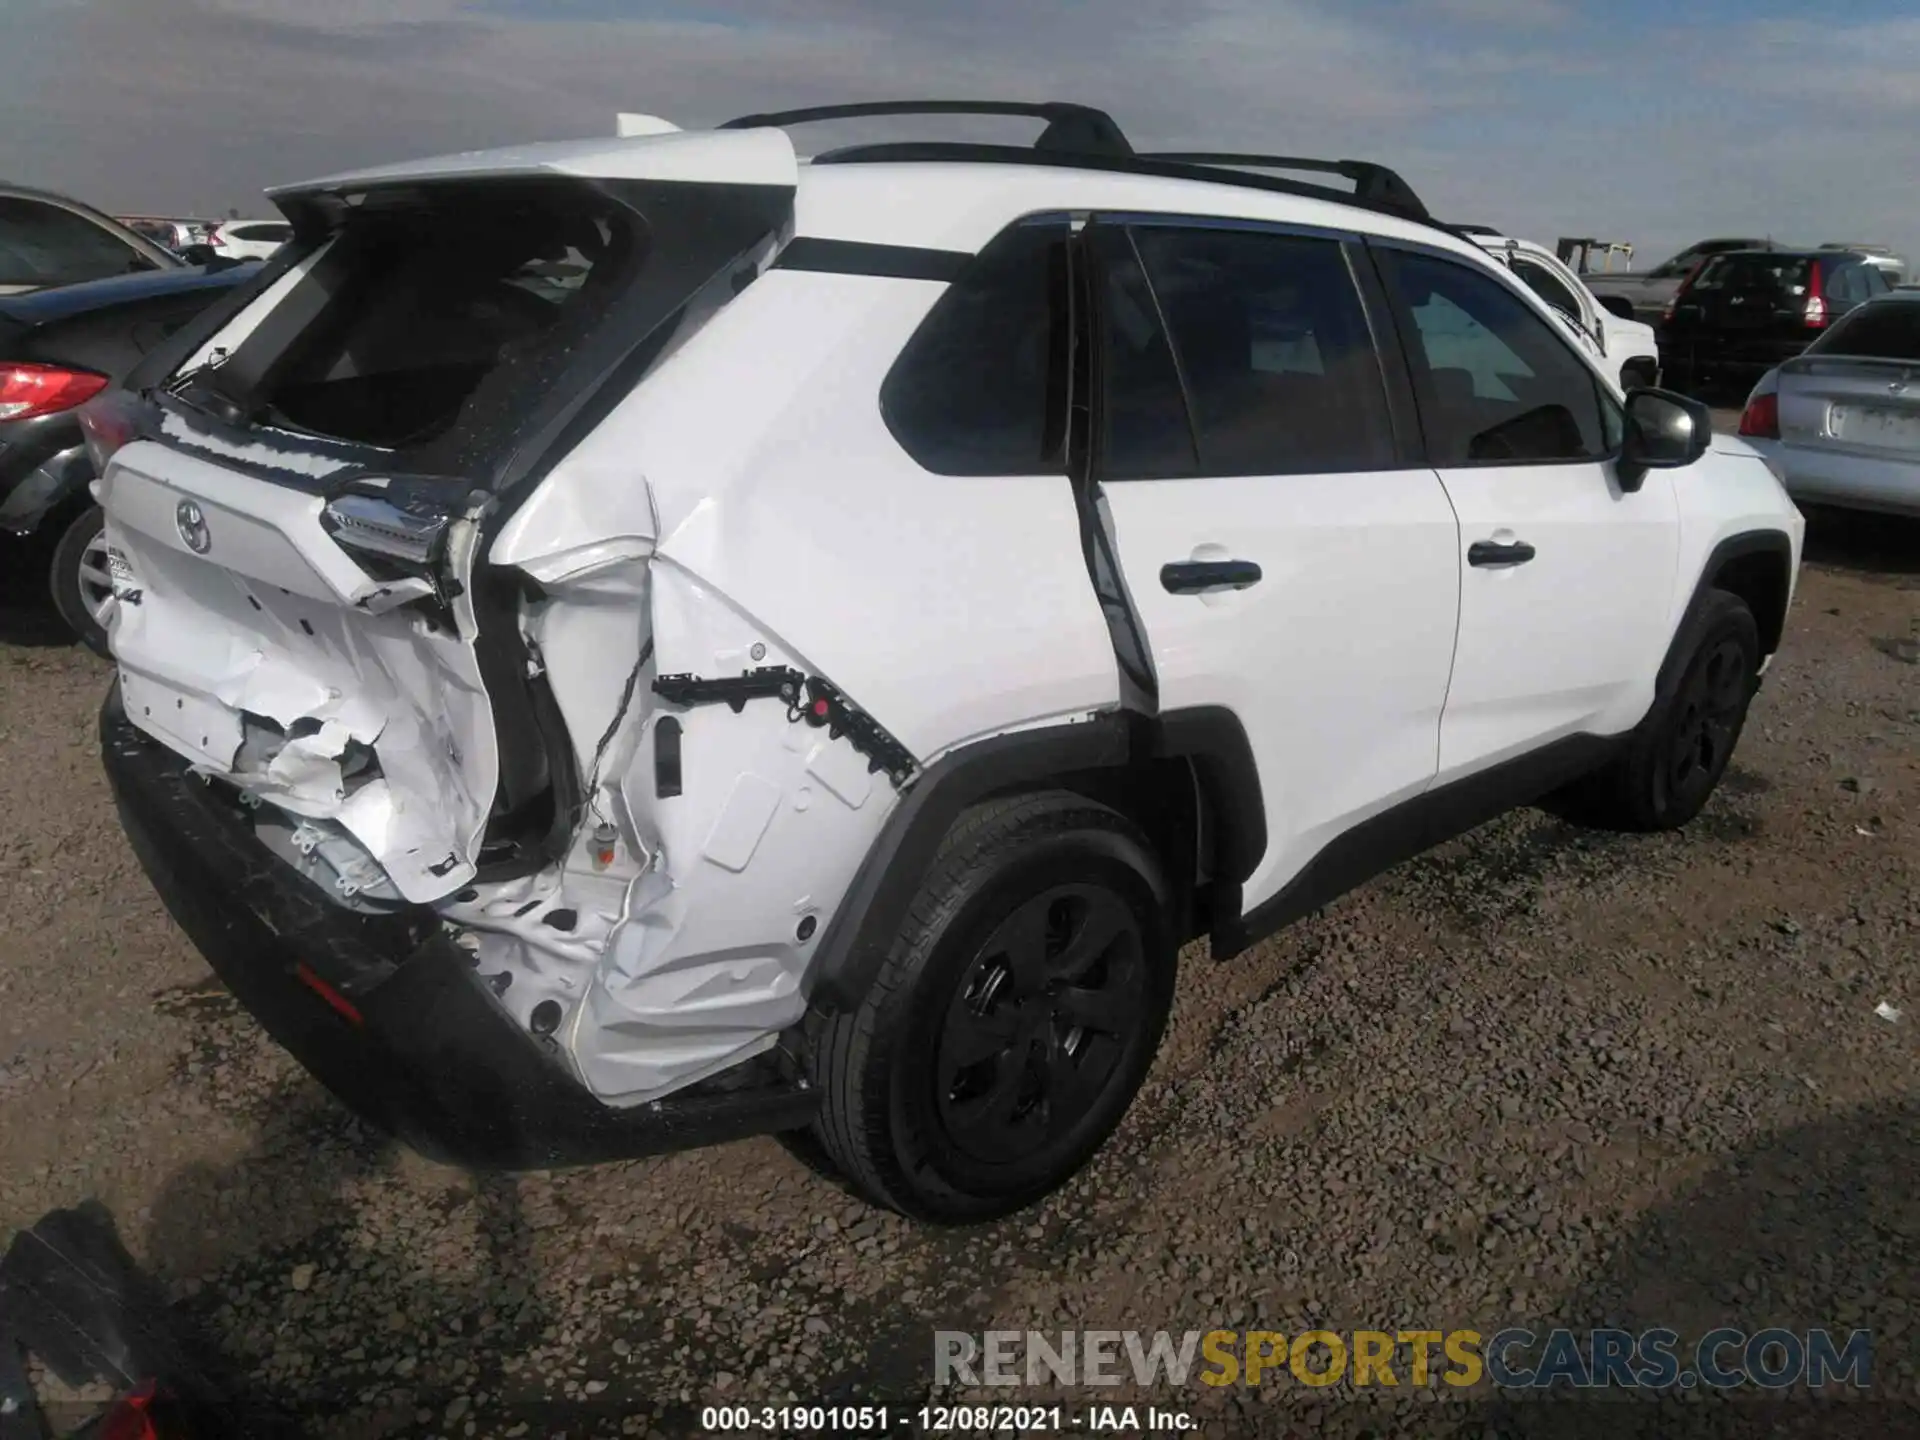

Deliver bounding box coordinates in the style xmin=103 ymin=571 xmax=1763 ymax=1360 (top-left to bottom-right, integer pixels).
xmin=1467 ymin=539 xmax=1537 ymax=568
xmin=1161 ymin=559 xmax=1263 ymax=594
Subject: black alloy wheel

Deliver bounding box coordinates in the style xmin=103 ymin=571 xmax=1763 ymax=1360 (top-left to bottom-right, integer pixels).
xmin=935 ymin=883 xmax=1147 ymax=1165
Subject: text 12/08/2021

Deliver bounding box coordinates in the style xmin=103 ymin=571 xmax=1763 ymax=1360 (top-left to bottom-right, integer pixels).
xmin=700 ymin=1404 xmax=1197 ymax=1432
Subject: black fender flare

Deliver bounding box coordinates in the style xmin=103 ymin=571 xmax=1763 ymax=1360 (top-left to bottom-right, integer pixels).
xmin=1656 ymin=529 xmax=1795 ymax=698
xmin=804 ymin=706 xmax=1264 ymax=1013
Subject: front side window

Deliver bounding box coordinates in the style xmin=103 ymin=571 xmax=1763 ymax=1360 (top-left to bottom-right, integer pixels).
xmin=0 ymin=197 xmax=147 ymax=288
xmin=1120 ymin=225 xmax=1395 ymax=477
xmin=881 ymin=218 xmax=1069 ymax=476
xmin=1379 ymin=247 xmax=1614 ymax=466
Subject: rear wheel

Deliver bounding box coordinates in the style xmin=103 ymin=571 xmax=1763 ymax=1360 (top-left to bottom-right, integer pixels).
xmin=803 ymin=792 xmax=1176 ymax=1221
xmin=48 ymin=504 xmax=113 ymax=657
xmin=1551 ymin=589 xmax=1760 ymax=832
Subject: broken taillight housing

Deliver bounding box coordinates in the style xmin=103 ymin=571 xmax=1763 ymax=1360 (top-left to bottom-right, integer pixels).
xmin=97 ymin=1380 xmax=162 ymax=1440
xmin=322 ymin=489 xmax=453 ymax=568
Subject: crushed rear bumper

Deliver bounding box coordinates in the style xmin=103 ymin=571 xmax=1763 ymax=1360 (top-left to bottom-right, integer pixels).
xmin=100 ymin=684 xmax=818 ymax=1169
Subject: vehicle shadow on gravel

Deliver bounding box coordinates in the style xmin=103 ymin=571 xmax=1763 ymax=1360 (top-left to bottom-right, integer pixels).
xmin=139 ymin=1078 xmax=562 ymax=1439
xmin=1464 ymin=1093 xmax=1920 ymax=1440
xmin=1797 ymin=506 xmax=1920 ymax=580
xmin=0 ymin=533 xmax=76 ymax=648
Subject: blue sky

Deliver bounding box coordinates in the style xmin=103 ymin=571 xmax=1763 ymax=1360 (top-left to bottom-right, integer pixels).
xmin=3 ymin=0 xmax=1916 ymax=266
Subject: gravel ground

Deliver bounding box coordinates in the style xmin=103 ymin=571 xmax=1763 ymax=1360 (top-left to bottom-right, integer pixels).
xmin=1 ymin=488 xmax=1916 ymax=1439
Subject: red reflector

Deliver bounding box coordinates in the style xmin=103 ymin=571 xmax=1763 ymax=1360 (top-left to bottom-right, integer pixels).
xmin=1738 ymin=391 xmax=1780 ymax=440
xmin=99 ymin=1381 xmax=161 ymax=1440
xmin=812 ymin=698 xmax=830 ymax=717
xmin=0 ymin=363 xmax=109 ymax=422
xmin=295 ymin=963 xmax=364 ymax=1024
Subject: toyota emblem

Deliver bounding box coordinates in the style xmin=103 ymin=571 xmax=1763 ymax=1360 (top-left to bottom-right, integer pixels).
xmin=175 ymin=499 xmax=211 ymax=554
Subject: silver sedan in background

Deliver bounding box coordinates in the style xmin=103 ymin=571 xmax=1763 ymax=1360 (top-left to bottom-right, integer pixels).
xmin=1738 ymin=290 xmax=1920 ymax=518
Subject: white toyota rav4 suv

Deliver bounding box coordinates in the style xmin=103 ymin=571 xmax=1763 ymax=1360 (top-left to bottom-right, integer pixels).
xmin=86 ymin=102 xmax=1803 ymax=1221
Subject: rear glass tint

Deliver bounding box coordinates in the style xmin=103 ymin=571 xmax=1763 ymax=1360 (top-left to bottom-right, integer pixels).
xmin=1810 ymin=301 xmax=1920 ymax=361
xmin=1692 ymin=256 xmax=1811 ymax=293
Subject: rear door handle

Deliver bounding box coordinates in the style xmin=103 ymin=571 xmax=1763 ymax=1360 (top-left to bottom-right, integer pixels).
xmin=1160 ymin=559 xmax=1263 ymax=594
xmin=1467 ymin=540 xmax=1537 ymax=568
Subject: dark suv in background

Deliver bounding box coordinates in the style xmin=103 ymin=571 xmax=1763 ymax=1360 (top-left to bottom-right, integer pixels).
xmin=1659 ymin=248 xmax=1892 ymax=395
xmin=1 ymin=261 xmax=259 ymax=651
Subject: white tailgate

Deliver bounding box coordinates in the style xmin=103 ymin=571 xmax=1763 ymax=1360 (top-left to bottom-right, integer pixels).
xmin=98 ymin=439 xmax=500 ymax=903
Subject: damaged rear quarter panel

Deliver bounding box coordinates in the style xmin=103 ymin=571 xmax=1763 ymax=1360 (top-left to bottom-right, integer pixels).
xmin=482 ymin=262 xmax=1121 ymax=1105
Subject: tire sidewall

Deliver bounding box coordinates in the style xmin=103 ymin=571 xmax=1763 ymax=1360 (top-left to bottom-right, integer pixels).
xmin=879 ymin=824 xmax=1174 ymax=1219
xmin=48 ymin=504 xmax=112 ymax=657
xmin=1640 ymin=594 xmax=1760 ymax=826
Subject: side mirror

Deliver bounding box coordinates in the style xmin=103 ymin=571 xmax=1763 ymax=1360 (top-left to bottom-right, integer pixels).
xmin=179 ymin=244 xmax=218 ymax=266
xmin=1618 ymin=387 xmax=1711 ymax=493
xmin=1595 ymin=294 xmax=1636 ymax=322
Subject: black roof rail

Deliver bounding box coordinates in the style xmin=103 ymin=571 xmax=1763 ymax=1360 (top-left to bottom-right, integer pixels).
xmin=719 ymin=101 xmax=1133 ymax=158
xmin=806 ymin=142 xmax=1456 ymax=236
xmin=1141 ymin=153 xmax=1428 ymax=221
xmin=1453 ymin=223 xmax=1505 ymax=237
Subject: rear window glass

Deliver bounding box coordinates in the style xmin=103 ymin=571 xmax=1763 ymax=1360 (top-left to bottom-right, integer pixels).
xmin=1810 ymin=301 xmax=1920 ymax=361
xmin=0 ymin=197 xmax=147 ymax=288
xmin=1692 ymin=256 xmax=1811 ymax=293
xmin=256 ymin=189 xmax=641 ymax=451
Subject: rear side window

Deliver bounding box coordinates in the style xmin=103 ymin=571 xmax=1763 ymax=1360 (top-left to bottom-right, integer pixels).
xmin=881 ymin=219 xmax=1069 ymax=476
xmin=1122 ymin=226 xmax=1395 ymax=477
xmin=0 ymin=197 xmax=147 ymax=288
xmin=1091 ymin=225 xmax=1198 ymax=480
xmin=1810 ymin=301 xmax=1920 ymax=360
xmin=1380 ymin=247 xmax=1613 ymax=466
xmin=1511 ymin=257 xmax=1585 ymax=321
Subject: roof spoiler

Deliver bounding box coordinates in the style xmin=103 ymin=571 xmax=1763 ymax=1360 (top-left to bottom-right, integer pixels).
xmin=616 ymin=113 xmax=682 ymax=137
xmin=721 ymin=100 xmax=1134 ymax=157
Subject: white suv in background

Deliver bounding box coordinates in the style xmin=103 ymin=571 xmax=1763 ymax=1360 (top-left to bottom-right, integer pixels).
xmin=206 ymin=219 xmax=292 ymax=261
xmin=1463 ymin=226 xmax=1662 ymax=390
xmin=87 ymin=101 xmax=1802 ymax=1221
